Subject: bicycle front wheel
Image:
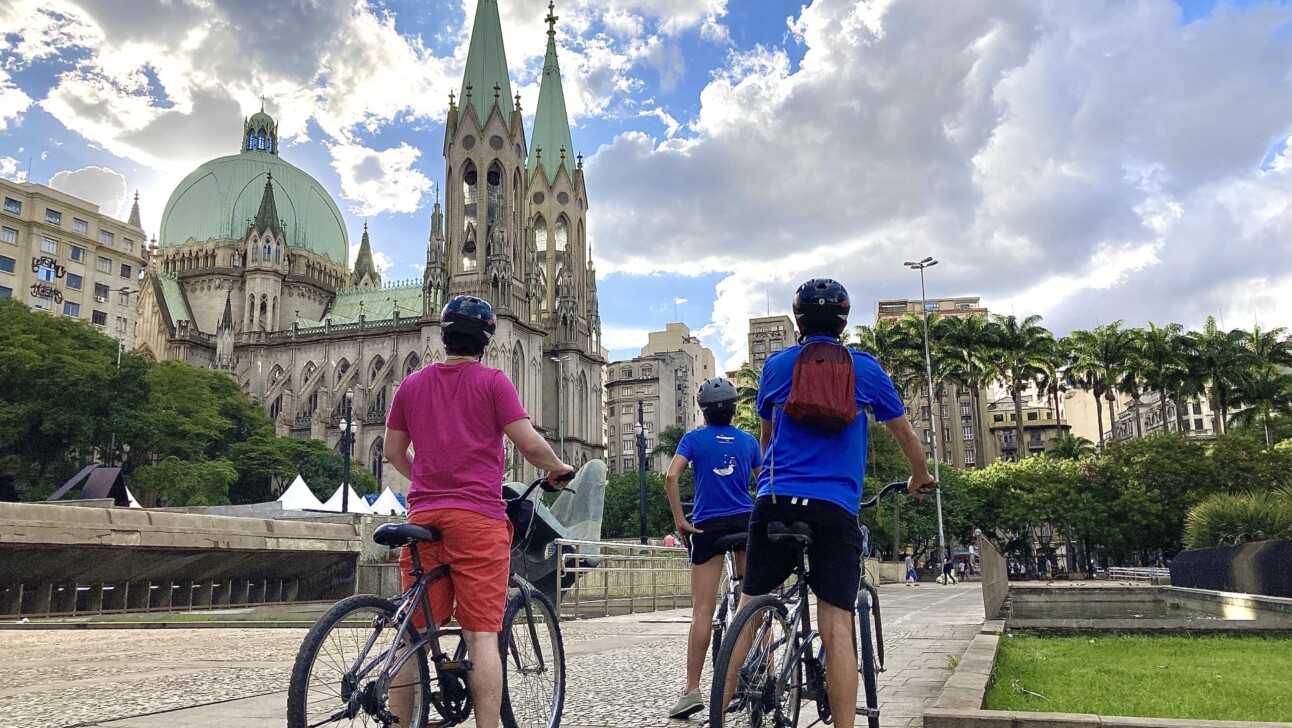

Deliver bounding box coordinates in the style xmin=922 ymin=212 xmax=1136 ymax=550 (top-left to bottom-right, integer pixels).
xmin=856 ymin=590 xmax=880 ymax=728
xmin=287 ymin=594 xmax=432 ymax=728
xmin=500 ymin=588 xmax=566 ymax=728
xmin=712 ymin=595 xmax=729 ymax=667
xmin=708 ymin=594 xmax=800 ymax=728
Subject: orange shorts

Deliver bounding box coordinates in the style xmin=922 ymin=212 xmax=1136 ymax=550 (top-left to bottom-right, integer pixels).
xmin=399 ymin=508 xmax=513 ymax=633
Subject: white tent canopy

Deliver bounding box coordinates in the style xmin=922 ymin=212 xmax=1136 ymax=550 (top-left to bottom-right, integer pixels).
xmin=321 ymin=484 xmax=374 ymax=514
xmin=277 ymin=475 xmax=325 ymax=511
xmin=372 ymin=487 xmax=406 ymax=516
xmin=125 ymin=487 xmax=142 ymax=509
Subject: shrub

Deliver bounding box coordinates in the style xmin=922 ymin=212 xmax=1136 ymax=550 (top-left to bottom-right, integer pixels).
xmin=1184 ymin=486 xmax=1292 ymax=548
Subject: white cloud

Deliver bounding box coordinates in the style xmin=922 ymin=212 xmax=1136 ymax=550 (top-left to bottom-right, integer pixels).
xmin=587 ymin=0 xmax=1292 ymax=362
xmin=673 ymin=297 xmax=687 ymax=305
xmin=48 ymin=165 xmax=128 ymax=218
xmin=600 ymin=324 xmax=652 ymax=352
xmin=0 ymin=68 xmax=33 ymax=131
xmin=329 ymin=142 xmax=434 ymax=216
xmin=0 ymin=157 xmax=27 ymax=182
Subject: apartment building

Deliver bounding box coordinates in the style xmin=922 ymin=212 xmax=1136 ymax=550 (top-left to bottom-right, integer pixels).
xmin=875 ymin=296 xmax=987 ymax=320
xmin=747 ymin=315 xmax=794 ymax=371
xmin=985 ymin=389 xmax=1073 ymax=460
xmin=641 ymin=322 xmax=717 ymax=426
xmin=605 ymin=350 xmax=695 ymax=475
xmin=0 ymin=179 xmax=148 ymax=349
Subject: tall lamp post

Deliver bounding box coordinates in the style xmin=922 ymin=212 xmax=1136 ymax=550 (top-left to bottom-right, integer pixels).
xmin=904 ymin=257 xmax=947 ymax=571
xmin=108 ymin=287 xmax=139 ymax=467
xmin=338 ymin=389 xmax=356 ymax=513
xmin=550 ymin=355 xmax=570 ymax=461
xmin=635 ymin=400 xmax=648 ymax=545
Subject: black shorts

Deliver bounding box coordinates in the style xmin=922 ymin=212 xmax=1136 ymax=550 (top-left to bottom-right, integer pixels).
xmin=687 ymin=512 xmax=752 ymax=565
xmin=742 ymin=496 xmax=863 ymax=611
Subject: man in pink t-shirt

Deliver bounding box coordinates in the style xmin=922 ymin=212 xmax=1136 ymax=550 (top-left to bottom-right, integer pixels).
xmin=384 ymin=295 xmax=572 ymax=728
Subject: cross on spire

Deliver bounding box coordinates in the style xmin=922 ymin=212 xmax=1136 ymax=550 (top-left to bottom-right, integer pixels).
xmin=260 ymin=95 xmax=266 ymax=111
xmin=546 ymin=2 xmax=558 ymax=35
xmin=494 ymin=82 xmax=501 ymax=101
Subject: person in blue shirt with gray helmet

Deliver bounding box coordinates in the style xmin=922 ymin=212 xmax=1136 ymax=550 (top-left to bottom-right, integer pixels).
xmin=665 ymin=377 xmax=761 ymax=719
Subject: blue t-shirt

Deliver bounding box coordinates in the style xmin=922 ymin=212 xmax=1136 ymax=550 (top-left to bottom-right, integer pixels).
xmin=677 ymin=425 xmax=760 ymax=523
xmin=756 ymin=335 xmax=905 ymax=514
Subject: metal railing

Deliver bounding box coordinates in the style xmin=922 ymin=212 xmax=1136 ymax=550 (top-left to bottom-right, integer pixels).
xmin=554 ymin=538 xmax=691 ymax=619
xmin=1106 ymin=566 xmax=1171 ymax=582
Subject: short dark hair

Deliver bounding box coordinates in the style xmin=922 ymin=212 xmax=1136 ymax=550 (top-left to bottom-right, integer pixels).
xmin=443 ymin=331 xmax=485 ymax=357
xmin=703 ymin=403 xmax=736 ymax=427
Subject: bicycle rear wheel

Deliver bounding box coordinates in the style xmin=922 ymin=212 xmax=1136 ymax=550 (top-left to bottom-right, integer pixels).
xmin=712 ymin=594 xmax=729 ymax=666
xmin=856 ymin=590 xmax=880 ymax=728
xmin=500 ymin=588 xmax=566 ymax=728
xmin=708 ymin=594 xmax=800 ymax=728
xmin=287 ymin=594 xmax=432 ymax=728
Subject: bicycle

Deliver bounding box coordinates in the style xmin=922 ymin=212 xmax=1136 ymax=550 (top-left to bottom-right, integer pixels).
xmin=710 ymin=531 xmax=749 ymax=666
xmin=287 ymin=475 xmax=571 ymax=728
xmin=707 ymin=481 xmax=908 ymax=728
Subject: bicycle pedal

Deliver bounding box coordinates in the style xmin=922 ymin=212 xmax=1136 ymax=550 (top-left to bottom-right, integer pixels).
xmin=856 ymin=707 xmax=880 ymax=717
xmin=438 ymin=659 xmax=473 ymax=674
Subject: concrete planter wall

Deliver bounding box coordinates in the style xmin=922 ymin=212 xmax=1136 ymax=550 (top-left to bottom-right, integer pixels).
xmin=1170 ymin=540 xmax=1292 ymax=598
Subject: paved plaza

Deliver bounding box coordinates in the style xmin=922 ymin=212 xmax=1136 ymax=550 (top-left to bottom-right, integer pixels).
xmin=0 ymin=583 xmax=983 ymax=728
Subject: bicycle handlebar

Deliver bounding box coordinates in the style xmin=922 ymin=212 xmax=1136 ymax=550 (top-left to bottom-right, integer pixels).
xmin=859 ymin=480 xmax=932 ymax=510
xmin=515 ymin=470 xmax=577 ymax=501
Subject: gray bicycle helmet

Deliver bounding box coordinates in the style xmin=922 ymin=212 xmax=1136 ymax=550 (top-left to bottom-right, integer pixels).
xmin=697 ymin=377 xmax=738 ymax=411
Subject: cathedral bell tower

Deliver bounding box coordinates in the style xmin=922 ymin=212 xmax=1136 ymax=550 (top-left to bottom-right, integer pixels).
xmin=444 ymin=0 xmax=529 ymax=314
xmin=243 ymin=172 xmax=288 ymax=332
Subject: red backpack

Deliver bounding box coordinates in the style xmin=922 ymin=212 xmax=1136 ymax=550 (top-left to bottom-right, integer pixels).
xmin=783 ymin=341 xmax=858 ymax=433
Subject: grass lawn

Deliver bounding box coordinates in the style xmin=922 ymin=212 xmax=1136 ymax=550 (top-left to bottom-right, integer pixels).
xmin=986 ymin=634 xmax=1292 ymax=723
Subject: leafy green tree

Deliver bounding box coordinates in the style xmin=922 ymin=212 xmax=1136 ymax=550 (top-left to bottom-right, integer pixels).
xmin=1047 ymin=434 xmax=1096 ymax=461
xmin=1207 ymin=432 xmax=1292 ymax=494
xmin=731 ymin=365 xmax=761 ymax=438
xmin=127 ymin=457 xmax=239 ymax=507
xmin=601 ymin=470 xmax=695 ymax=540
xmin=1228 ymin=367 xmax=1292 ymax=449
xmin=132 ymin=360 xmax=273 ymax=462
xmin=652 ymin=425 xmax=686 ymax=459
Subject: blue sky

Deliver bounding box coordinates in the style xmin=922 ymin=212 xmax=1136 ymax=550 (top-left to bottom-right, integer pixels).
xmin=5 ymin=0 xmax=1292 ymax=369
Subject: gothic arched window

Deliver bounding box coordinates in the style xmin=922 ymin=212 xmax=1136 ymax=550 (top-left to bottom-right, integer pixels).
xmin=269 ymin=395 xmax=282 ymax=420
xmin=335 ymin=359 xmax=351 ymax=384
xmin=257 ymin=132 xmax=266 ymax=150
xmin=267 ymin=136 xmax=274 ymax=153
xmin=534 ymin=216 xmax=548 ymax=270
xmin=462 ymin=240 xmax=477 ymax=272
xmin=247 ymin=132 xmax=256 ymax=151
xmin=555 ymin=216 xmax=569 ymax=271
xmin=462 ymin=162 xmax=478 ymax=231
xmin=404 ymin=353 xmax=421 ymax=378
xmin=370 ymin=356 xmax=385 ymax=384
xmin=370 ymin=438 xmax=384 ymax=482
xmin=487 ymin=161 xmax=503 ymax=228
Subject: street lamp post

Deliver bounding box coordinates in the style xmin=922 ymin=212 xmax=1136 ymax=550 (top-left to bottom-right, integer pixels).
xmin=107 ymin=287 xmax=138 ymax=467
xmin=550 ymin=355 xmax=570 ymax=461
xmin=635 ymin=400 xmax=648 ymax=545
xmin=904 ymin=257 xmax=947 ymax=572
xmin=339 ymin=389 xmax=355 ymax=513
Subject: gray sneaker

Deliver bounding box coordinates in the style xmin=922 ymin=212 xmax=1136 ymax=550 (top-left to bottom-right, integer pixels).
xmin=669 ymin=688 xmax=704 ymax=719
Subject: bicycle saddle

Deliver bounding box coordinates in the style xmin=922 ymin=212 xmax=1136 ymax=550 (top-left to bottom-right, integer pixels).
xmin=767 ymin=521 xmax=813 ymax=546
xmin=372 ymin=523 xmax=441 ymax=548
xmin=713 ymin=533 xmax=749 ymax=553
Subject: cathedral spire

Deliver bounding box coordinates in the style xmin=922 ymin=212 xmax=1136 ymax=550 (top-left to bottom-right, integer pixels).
xmin=251 ymin=172 xmax=283 ymax=235
xmin=352 ymin=222 xmax=381 ymax=289
xmin=219 ymin=289 xmax=235 ymax=332
xmin=529 ymin=2 xmax=575 ymax=184
xmin=460 ymin=0 xmax=515 ymax=128
xmin=127 ymin=191 xmax=142 ymax=228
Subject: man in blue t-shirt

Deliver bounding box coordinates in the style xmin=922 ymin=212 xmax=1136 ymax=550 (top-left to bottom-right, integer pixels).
xmin=665 ymin=377 xmax=760 ymax=719
xmin=738 ymin=278 xmax=936 ymax=728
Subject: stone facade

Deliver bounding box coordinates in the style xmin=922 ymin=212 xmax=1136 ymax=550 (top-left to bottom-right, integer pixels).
xmin=135 ymin=1 xmax=605 ymax=494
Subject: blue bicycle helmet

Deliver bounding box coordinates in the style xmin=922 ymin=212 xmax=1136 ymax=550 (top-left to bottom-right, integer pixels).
xmin=441 ymin=295 xmax=497 ymax=346
xmin=792 ymin=278 xmax=850 ymax=338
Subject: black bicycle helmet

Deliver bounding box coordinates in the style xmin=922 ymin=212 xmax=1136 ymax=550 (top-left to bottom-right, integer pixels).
xmin=441 ymin=295 xmax=497 ymax=346
xmin=792 ymin=278 xmax=850 ymax=338
xmin=697 ymin=377 xmax=738 ymax=410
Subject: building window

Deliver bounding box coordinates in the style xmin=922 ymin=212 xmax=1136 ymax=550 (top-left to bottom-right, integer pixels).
xmin=623 ymin=458 xmax=633 ymax=472
xmin=963 ymin=426 xmax=973 ymax=440
xmin=37 ymin=264 xmax=55 ymax=282
xmin=621 ymin=404 xmax=633 ymax=415
xmin=115 ymin=316 xmax=128 ymax=333
xmin=63 ymin=301 xmax=80 ymax=317
xmin=609 ymin=425 xmax=616 ymax=438
xmin=120 ymin=263 xmax=132 ymax=279
xmin=1194 ymin=417 xmax=1204 ymax=431
xmin=993 ymin=414 xmax=1004 ymax=423
xmin=41 ymin=237 xmax=58 ymax=254
xmin=620 ymin=386 xmax=631 ymax=396
xmin=0 ymin=255 xmax=13 ymax=274
xmin=66 ymin=273 xmax=82 ymax=290
xmin=70 ymin=245 xmax=84 ymax=262
xmin=0 ymin=285 xmax=10 ymax=299
xmin=123 ymin=238 xmax=134 ymax=253
xmin=118 ymin=289 xmax=131 ymax=305
xmin=919 ymin=406 xmax=930 ymax=421
xmin=644 ymin=420 xmax=655 ymax=432
xmin=941 ymin=404 xmax=949 ymax=418
xmin=94 ymin=282 xmax=109 ymax=299
xmin=960 ymin=403 xmax=971 ymax=418
xmin=96 ymin=256 xmax=111 ymax=273
xmin=91 ymin=310 xmax=107 ymax=326
xmin=33 ymin=294 xmax=52 ymax=311
xmin=621 ymin=437 xmax=634 ymax=455
xmin=1 ymin=226 xmax=15 ymax=244
xmin=99 ymin=230 xmax=114 ymax=246
xmin=643 ymin=402 xmax=654 ymax=413
xmin=3 ymin=198 xmax=20 ymax=214
xmin=620 ymin=367 xmax=632 ymax=379
xmin=73 ymin=218 xmax=88 ymax=235
xmin=1193 ymin=402 xmax=1202 ymax=415
xmin=965 ymin=450 xmax=976 ymax=465
xmin=45 ymin=209 xmax=62 ymax=225
xmin=1027 ymin=412 xmax=1038 ymax=421
xmin=944 ymin=427 xmax=951 ymax=442
xmin=923 ymin=428 xmax=932 ymax=443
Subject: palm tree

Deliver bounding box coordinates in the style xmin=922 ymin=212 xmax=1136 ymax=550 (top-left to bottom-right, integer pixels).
xmin=731 ymin=365 xmax=761 ymax=437
xmin=651 ymin=425 xmax=686 ymax=458
xmin=1137 ymin=322 xmax=1187 ymax=432
xmin=1063 ymin=333 xmax=1108 ymax=444
xmin=1047 ymin=433 xmax=1096 ymax=460
xmin=1067 ymin=322 xmax=1136 ymax=442
xmin=1190 ymin=317 xmax=1246 ymax=435
xmin=1229 ymin=367 xmax=1292 ymax=449
xmin=942 ymin=314 xmax=1000 ymax=468
xmin=992 ymin=314 xmax=1053 ymax=459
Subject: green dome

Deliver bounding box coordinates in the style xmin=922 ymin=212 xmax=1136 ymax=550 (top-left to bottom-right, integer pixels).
xmin=159 ymin=150 xmax=349 ymax=264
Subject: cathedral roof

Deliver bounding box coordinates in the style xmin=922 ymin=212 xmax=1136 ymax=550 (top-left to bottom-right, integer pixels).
xmin=158 ymin=272 xmax=192 ymax=325
xmin=460 ymin=0 xmax=515 ymax=128
xmin=323 ymin=284 xmax=423 ymax=324
xmin=158 ymin=108 xmax=349 ymax=264
xmin=529 ymin=3 xmax=576 ymax=185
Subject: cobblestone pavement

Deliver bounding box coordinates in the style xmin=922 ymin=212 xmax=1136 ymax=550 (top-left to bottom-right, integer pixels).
xmin=0 ymin=582 xmax=983 ymax=728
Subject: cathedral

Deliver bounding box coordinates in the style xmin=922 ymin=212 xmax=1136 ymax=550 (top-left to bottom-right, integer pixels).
xmin=135 ymin=0 xmax=606 ymax=493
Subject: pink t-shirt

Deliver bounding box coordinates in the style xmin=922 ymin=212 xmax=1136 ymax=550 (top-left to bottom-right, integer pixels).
xmin=386 ymin=361 xmax=529 ymax=520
